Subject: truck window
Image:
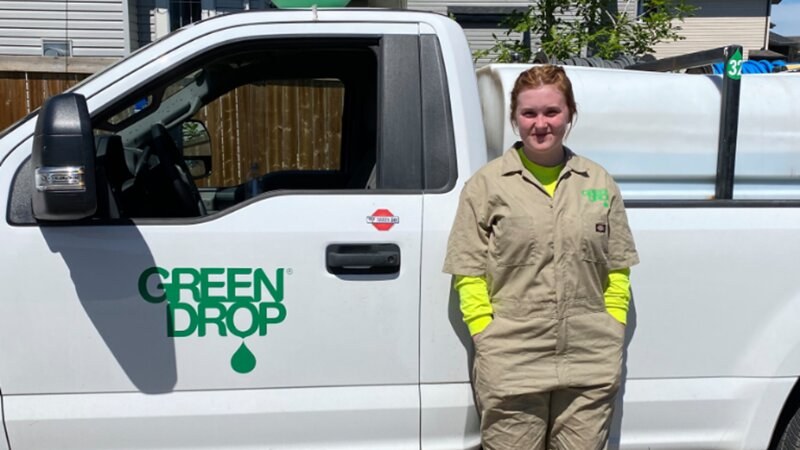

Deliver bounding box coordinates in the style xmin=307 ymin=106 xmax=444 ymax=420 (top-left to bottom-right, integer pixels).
xmin=93 ymin=42 xmax=377 ymax=221
xmin=100 ymin=74 xmax=353 ymax=218
xmin=8 ymin=36 xmax=431 ymax=225
xmin=92 ymin=44 xmax=377 ymax=219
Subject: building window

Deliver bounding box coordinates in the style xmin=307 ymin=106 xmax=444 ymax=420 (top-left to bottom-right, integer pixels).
xmin=170 ymin=0 xmax=202 ymax=31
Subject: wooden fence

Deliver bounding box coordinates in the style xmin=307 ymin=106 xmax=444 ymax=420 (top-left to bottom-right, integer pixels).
xmin=0 ymin=71 xmax=88 ymax=132
xmin=192 ymin=80 xmax=344 ymax=188
xmin=0 ymin=70 xmax=344 ymax=190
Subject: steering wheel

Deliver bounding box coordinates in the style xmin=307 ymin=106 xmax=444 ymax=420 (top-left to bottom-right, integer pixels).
xmin=132 ymin=124 xmax=206 ymax=217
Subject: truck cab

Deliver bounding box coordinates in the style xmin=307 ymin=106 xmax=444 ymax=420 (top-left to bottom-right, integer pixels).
xmin=0 ymin=10 xmax=483 ymax=449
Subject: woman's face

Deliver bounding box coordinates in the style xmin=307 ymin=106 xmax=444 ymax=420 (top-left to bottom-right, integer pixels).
xmin=513 ymin=84 xmax=571 ymax=163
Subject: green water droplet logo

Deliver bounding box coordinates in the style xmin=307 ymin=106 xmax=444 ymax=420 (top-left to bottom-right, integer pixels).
xmin=231 ymin=342 xmax=256 ymax=374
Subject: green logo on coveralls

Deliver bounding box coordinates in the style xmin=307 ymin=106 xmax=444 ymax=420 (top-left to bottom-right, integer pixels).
xmin=582 ymin=189 xmax=609 ymax=207
xmin=138 ymin=267 xmax=287 ymax=374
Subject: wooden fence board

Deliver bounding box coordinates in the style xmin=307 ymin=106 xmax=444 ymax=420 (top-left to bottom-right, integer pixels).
xmin=192 ymin=79 xmax=343 ymax=188
xmin=0 ymin=71 xmax=86 ymax=131
xmin=0 ymin=73 xmax=29 ymax=130
xmin=0 ymin=72 xmax=343 ymax=192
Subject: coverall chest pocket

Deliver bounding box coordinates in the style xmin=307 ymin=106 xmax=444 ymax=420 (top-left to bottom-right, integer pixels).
xmin=491 ymin=216 xmax=539 ymax=267
xmin=580 ymin=212 xmax=609 ymax=265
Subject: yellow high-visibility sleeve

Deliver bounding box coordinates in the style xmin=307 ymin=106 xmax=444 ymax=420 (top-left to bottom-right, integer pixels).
xmin=454 ymin=275 xmax=492 ymax=336
xmin=605 ymin=268 xmax=631 ymax=325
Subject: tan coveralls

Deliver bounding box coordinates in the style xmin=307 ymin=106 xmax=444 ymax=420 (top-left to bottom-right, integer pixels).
xmin=443 ymin=145 xmax=639 ymax=450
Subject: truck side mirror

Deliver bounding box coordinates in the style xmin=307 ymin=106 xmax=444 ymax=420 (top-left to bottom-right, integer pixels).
xmin=181 ymin=119 xmax=212 ymax=179
xmin=31 ymin=93 xmax=97 ymax=221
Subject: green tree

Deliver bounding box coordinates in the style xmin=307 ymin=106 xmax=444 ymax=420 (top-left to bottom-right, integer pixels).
xmin=475 ymin=0 xmax=696 ymax=62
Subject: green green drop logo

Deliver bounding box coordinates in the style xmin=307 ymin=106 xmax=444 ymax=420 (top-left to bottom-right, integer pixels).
xmin=137 ymin=266 xmax=288 ymax=374
xmin=231 ymin=342 xmax=257 ymax=374
xmin=581 ymin=189 xmax=609 ymax=208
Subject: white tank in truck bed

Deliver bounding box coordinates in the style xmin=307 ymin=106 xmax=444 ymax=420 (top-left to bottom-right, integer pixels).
xmin=477 ymin=64 xmax=800 ymax=199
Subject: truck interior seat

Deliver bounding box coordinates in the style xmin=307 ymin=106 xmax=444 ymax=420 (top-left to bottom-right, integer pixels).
xmin=116 ymin=124 xmax=205 ymax=218
xmin=95 ymin=134 xmax=129 ymax=219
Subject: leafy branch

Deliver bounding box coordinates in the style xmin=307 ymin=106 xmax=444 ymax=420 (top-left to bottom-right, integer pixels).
xmin=474 ymin=0 xmax=697 ymax=63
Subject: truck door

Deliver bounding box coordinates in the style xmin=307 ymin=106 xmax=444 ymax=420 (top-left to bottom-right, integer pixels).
xmin=0 ymin=25 xmax=425 ymax=449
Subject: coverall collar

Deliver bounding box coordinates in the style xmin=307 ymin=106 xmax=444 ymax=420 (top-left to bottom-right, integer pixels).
xmin=501 ymin=142 xmax=591 ymax=189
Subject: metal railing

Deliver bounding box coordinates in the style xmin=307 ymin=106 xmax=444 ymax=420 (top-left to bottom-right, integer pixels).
xmin=628 ymin=45 xmax=744 ymax=200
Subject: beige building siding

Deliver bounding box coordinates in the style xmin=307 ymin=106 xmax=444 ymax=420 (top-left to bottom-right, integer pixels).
xmin=139 ymin=0 xmax=271 ymax=45
xmin=652 ymin=0 xmax=769 ymax=59
xmin=408 ymin=1 xmax=582 ymax=66
xmin=134 ymin=0 xmax=156 ymax=44
xmin=412 ymin=0 xmax=770 ymax=63
xmin=407 ymin=0 xmax=640 ymax=17
xmin=464 ymin=27 xmax=500 ymax=61
xmin=407 ymin=1 xmax=527 ymax=15
xmin=127 ymin=0 xmax=138 ymax=51
xmin=407 ymin=1 xmax=528 ymax=65
xmin=464 ymin=27 xmax=527 ymax=66
xmin=0 ymin=0 xmax=126 ymax=57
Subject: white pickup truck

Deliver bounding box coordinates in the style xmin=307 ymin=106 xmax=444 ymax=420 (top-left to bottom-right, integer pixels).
xmin=1 ymin=8 xmax=800 ymax=450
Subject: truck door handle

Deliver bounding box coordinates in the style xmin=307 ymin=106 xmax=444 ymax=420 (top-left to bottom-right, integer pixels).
xmin=326 ymin=244 xmax=401 ymax=275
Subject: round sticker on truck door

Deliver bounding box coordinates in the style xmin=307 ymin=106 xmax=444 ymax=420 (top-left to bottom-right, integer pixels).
xmin=367 ymin=209 xmax=399 ymax=231
xmin=138 ymin=267 xmax=287 ymax=374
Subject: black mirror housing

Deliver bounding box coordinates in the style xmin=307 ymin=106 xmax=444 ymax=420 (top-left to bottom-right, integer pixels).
xmin=31 ymin=93 xmax=97 ymax=221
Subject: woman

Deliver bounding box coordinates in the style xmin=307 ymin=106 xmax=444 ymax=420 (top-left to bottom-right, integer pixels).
xmin=443 ymin=65 xmax=639 ymax=449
